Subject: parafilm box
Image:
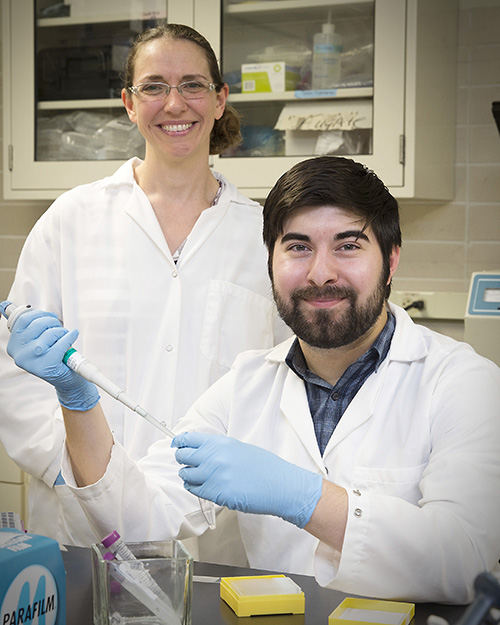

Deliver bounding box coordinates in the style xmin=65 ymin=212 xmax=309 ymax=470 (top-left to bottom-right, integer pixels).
xmin=242 ymin=62 xmax=300 ymax=93
xmin=0 ymin=529 xmax=66 ymax=625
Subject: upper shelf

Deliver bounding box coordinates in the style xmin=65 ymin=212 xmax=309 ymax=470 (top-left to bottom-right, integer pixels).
xmin=229 ymin=87 xmax=373 ymax=103
xmin=225 ymin=0 xmax=373 ymax=22
xmin=37 ymin=12 xmax=162 ymax=27
xmin=225 ymin=0 xmax=372 ymax=14
xmin=36 ymin=87 xmax=374 ymax=111
xmin=38 ymin=99 xmax=124 ymax=110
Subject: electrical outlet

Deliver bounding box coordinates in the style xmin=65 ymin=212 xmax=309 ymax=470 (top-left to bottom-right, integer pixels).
xmin=401 ymin=293 xmax=425 ymax=310
xmin=390 ymin=291 xmax=467 ymax=320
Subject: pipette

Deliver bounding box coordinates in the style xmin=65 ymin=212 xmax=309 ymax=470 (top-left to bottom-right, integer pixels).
xmin=0 ymin=302 xmax=216 ymax=530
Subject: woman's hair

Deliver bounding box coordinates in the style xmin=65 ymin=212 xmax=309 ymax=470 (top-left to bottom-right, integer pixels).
xmin=124 ymin=22 xmax=241 ymax=154
xmin=263 ymin=156 xmax=402 ymax=298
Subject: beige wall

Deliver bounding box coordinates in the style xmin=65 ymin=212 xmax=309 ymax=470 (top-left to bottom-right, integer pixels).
xmin=394 ymin=0 xmax=500 ymax=300
xmin=1 ymin=2 xmax=500 ymax=303
xmin=0 ymin=2 xmax=51 ymax=296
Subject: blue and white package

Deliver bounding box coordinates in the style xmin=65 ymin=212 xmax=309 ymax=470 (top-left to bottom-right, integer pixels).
xmin=0 ymin=528 xmax=66 ymax=625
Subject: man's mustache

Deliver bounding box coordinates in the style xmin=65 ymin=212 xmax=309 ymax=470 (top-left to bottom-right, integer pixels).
xmin=291 ymin=285 xmax=356 ymax=302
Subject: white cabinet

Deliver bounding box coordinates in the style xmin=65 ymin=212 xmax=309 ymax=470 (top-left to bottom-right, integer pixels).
xmin=2 ymin=0 xmax=457 ymax=200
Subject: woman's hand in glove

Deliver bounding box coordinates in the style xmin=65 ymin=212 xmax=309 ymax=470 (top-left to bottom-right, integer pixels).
xmin=3 ymin=306 xmax=99 ymax=411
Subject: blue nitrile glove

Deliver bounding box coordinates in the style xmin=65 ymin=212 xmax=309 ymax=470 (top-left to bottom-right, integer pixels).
xmin=173 ymin=432 xmax=324 ymax=528
xmin=4 ymin=307 xmax=100 ymax=411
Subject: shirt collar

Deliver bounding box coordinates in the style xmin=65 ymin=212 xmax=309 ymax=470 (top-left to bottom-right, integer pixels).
xmin=286 ymin=309 xmax=396 ymax=384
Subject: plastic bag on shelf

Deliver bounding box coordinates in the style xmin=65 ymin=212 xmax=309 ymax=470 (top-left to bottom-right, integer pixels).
xmin=314 ymin=128 xmax=372 ymax=156
xmin=66 ymin=111 xmax=115 ymax=135
xmin=36 ymin=111 xmax=145 ymax=161
xmin=247 ymin=44 xmax=312 ymax=70
xmin=339 ymin=43 xmax=374 ymax=87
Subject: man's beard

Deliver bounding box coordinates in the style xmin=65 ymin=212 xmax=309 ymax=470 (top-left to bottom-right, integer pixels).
xmin=273 ymin=278 xmax=387 ymax=350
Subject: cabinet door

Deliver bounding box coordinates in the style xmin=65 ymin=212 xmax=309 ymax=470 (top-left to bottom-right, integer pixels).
xmin=200 ymin=0 xmax=405 ymax=199
xmin=3 ymin=0 xmax=188 ymax=199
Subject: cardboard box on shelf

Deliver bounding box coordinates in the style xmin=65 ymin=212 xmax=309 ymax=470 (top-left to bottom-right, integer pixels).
xmin=242 ymin=62 xmax=300 ymax=94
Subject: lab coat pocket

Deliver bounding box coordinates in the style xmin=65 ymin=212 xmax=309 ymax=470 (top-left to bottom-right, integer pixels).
xmin=29 ymin=480 xmax=98 ymax=545
xmin=53 ymin=483 xmax=99 ymax=545
xmin=200 ymin=280 xmax=275 ymax=369
xmin=353 ymin=464 xmax=426 ymax=502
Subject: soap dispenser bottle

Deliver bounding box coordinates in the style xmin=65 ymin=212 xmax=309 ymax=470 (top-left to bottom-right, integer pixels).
xmin=311 ymin=12 xmax=342 ymax=90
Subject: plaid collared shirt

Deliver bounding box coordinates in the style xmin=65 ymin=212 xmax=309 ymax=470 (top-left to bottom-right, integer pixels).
xmin=285 ymin=311 xmax=395 ymax=456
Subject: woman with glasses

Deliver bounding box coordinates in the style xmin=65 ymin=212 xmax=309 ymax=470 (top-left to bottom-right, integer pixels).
xmin=0 ymin=23 xmax=287 ymax=553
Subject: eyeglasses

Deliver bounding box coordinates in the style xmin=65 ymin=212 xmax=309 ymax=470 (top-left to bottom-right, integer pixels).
xmin=127 ymin=80 xmax=218 ymax=101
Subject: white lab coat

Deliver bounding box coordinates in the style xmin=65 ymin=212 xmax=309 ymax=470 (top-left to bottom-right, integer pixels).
xmin=0 ymin=158 xmax=286 ymax=546
xmin=63 ymin=304 xmax=500 ymax=604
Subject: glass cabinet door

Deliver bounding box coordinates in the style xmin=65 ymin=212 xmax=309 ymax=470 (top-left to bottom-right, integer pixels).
xmin=220 ymin=0 xmax=375 ymax=161
xmin=207 ymin=0 xmax=406 ymax=198
xmin=34 ymin=0 xmax=165 ymax=163
xmin=6 ymin=0 xmax=177 ymax=198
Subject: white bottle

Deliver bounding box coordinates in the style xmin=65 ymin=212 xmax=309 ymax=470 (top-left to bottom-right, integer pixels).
xmin=312 ymin=17 xmax=342 ymax=90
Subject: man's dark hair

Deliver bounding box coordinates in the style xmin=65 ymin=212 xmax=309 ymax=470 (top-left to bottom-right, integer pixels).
xmin=263 ymin=156 xmax=402 ymax=298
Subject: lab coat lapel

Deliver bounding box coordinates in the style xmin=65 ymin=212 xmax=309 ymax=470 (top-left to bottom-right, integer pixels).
xmin=322 ymin=346 xmax=394 ymax=458
xmin=280 ymin=368 xmax=325 ymax=471
xmin=323 ymin=380 xmax=377 ymax=461
xmin=177 ymin=198 xmax=230 ymax=265
xmin=124 ymin=184 xmax=174 ymax=260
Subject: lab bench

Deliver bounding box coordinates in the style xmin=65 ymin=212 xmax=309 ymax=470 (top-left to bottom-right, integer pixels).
xmin=62 ymin=544 xmax=468 ymax=624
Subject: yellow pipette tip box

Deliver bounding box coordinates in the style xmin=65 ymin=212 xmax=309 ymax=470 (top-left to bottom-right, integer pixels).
xmin=220 ymin=574 xmax=305 ymax=617
xmin=329 ymin=598 xmax=415 ymax=625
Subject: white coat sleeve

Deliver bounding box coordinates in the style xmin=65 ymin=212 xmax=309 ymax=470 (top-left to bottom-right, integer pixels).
xmin=0 ymin=209 xmax=67 ymax=488
xmin=61 ymin=369 xmax=234 ymax=543
xmin=315 ymin=350 xmax=500 ymax=604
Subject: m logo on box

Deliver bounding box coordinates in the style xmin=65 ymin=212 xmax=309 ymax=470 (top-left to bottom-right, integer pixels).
xmin=1 ymin=564 xmax=58 ymax=625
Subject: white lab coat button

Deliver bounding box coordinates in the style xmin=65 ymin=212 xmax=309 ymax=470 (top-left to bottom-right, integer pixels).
xmin=354 ymin=508 xmax=362 ymax=518
xmin=172 ymin=271 xmax=178 ymax=278
xmin=166 ymin=345 xmax=173 ymax=352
